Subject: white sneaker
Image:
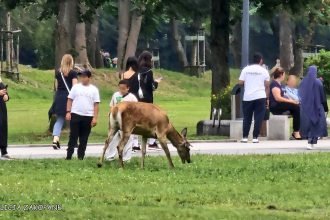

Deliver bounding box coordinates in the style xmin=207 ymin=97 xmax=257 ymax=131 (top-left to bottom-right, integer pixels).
xmin=0 ymin=154 xmax=13 ymax=160
xmin=307 ymin=144 xmax=314 ymax=150
xmin=241 ymin=138 xmax=248 ymax=143
xmin=252 ymin=138 xmax=259 ymax=143
xmin=106 ymin=156 xmax=116 ymax=161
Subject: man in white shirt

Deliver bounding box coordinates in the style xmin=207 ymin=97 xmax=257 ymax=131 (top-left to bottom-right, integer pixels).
xmin=106 ymin=80 xmax=138 ymax=162
xmin=239 ymin=53 xmax=270 ymax=143
xmin=65 ymin=70 xmax=100 ymax=160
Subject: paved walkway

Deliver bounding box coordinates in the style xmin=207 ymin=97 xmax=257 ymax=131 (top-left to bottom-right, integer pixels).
xmin=6 ymin=139 xmax=330 ymax=159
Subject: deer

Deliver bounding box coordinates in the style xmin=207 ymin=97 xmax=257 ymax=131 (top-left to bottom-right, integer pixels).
xmin=97 ymin=102 xmax=192 ymax=169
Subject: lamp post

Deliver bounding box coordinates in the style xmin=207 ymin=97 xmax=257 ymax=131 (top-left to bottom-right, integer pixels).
xmin=241 ymin=0 xmax=249 ymax=68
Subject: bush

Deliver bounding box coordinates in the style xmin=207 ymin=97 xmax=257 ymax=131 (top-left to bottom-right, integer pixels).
xmin=304 ymin=50 xmax=330 ymax=93
xmin=211 ymin=85 xmax=232 ymax=120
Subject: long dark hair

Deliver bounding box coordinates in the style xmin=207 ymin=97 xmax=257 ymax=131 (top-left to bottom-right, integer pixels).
xmin=125 ymin=56 xmax=138 ymax=72
xmin=138 ymin=51 xmax=153 ymax=70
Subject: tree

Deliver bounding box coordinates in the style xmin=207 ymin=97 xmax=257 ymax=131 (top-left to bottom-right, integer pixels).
xmin=55 ymin=0 xmax=78 ymax=68
xmin=279 ymin=10 xmax=294 ymax=72
xmin=170 ymin=18 xmax=188 ymax=69
xmin=210 ymin=0 xmax=230 ymax=94
xmin=116 ymin=0 xmax=146 ymax=72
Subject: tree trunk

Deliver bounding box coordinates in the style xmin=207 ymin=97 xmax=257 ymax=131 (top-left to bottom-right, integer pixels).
xmin=290 ymin=40 xmax=303 ymax=76
xmin=55 ymin=0 xmax=77 ymax=68
xmin=191 ymin=41 xmax=198 ymax=66
xmin=117 ymin=0 xmax=131 ymax=72
xmin=210 ymin=0 xmax=230 ymax=94
xmin=86 ymin=12 xmax=99 ymax=67
xmin=124 ymin=10 xmax=143 ymax=66
xmin=95 ymin=34 xmax=104 ymax=68
xmin=279 ymin=10 xmax=294 ymax=72
xmin=75 ymin=21 xmax=90 ymax=67
xmin=230 ymin=20 xmax=242 ymax=68
xmin=170 ymin=18 xmax=188 ymax=69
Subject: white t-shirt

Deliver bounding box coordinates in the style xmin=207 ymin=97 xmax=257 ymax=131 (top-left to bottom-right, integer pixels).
xmin=110 ymin=92 xmax=138 ymax=107
xmin=239 ymin=64 xmax=270 ymax=101
xmin=68 ymin=83 xmax=101 ymax=117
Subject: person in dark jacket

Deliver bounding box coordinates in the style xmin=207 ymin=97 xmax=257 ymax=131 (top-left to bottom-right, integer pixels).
xmin=299 ymin=65 xmax=328 ymax=150
xmin=137 ymin=51 xmax=162 ymax=148
xmin=0 ymin=80 xmax=12 ymax=160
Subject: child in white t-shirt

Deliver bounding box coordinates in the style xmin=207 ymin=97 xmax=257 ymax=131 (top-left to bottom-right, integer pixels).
xmin=106 ymin=80 xmax=138 ymax=161
xmin=66 ymin=70 xmax=100 ymax=160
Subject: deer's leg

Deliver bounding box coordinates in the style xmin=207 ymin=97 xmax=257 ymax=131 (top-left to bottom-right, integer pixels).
xmin=117 ymin=131 xmax=130 ymax=168
xmin=159 ymin=138 xmax=175 ymax=169
xmin=141 ymin=137 xmax=147 ymax=169
xmin=97 ymin=128 xmax=117 ymax=168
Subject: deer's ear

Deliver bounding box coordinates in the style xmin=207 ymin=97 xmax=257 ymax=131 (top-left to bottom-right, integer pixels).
xmin=181 ymin=128 xmax=188 ymax=138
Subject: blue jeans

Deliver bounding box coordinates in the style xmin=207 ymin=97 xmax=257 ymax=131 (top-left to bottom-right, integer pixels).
xmin=52 ymin=116 xmax=65 ymax=137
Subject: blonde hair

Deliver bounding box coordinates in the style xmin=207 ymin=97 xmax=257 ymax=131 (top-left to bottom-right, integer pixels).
xmin=60 ymin=54 xmax=74 ymax=76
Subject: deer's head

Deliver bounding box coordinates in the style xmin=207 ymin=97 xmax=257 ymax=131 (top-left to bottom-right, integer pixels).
xmin=177 ymin=128 xmax=191 ymax=164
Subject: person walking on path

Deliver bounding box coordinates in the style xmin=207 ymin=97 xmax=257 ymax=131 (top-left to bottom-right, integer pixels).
xmin=137 ymin=51 xmax=162 ymax=149
xmin=0 ymin=80 xmax=12 ymax=160
xmin=52 ymin=54 xmax=78 ymax=150
xmin=299 ymin=66 xmax=328 ymax=150
xmin=239 ymin=53 xmax=270 ymax=143
xmin=121 ymin=56 xmax=140 ymax=150
xmin=106 ymin=80 xmax=138 ymax=161
xmin=65 ymin=70 xmax=100 ymax=160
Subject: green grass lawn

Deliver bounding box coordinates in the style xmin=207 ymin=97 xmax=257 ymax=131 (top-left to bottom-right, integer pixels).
xmin=0 ymin=154 xmax=330 ymax=219
xmin=4 ymin=66 xmax=240 ymax=144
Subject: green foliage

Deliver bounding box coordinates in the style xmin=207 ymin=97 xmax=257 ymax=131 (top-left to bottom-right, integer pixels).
xmin=1 ymin=154 xmax=330 ymax=219
xmin=304 ymin=50 xmax=330 ymax=93
xmin=211 ymin=85 xmax=232 ymax=120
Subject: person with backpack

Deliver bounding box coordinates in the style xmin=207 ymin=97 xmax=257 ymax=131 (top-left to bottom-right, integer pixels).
xmin=51 ymin=54 xmax=78 ymax=150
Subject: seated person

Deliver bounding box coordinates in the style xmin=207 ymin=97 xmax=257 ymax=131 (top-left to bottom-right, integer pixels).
xmin=284 ymin=75 xmax=299 ymax=102
xmin=269 ymin=68 xmax=301 ymax=140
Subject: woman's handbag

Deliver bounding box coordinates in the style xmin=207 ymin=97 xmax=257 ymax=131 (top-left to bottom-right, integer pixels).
xmin=138 ymin=73 xmax=144 ymax=99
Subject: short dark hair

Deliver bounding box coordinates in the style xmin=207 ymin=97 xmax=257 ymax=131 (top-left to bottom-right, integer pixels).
xmin=119 ymin=79 xmax=130 ymax=87
xmin=138 ymin=50 xmax=153 ymax=70
xmin=78 ymin=69 xmax=92 ymax=78
xmin=273 ymin=67 xmax=285 ymax=79
xmin=125 ymin=56 xmax=138 ymax=72
xmin=253 ymin=53 xmax=263 ymax=64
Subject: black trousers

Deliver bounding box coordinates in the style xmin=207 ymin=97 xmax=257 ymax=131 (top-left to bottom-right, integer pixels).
xmin=243 ymin=98 xmax=266 ymax=138
xmin=0 ymin=103 xmax=8 ymax=156
xmin=270 ymin=102 xmax=300 ymax=132
xmin=67 ymin=113 xmax=93 ymax=160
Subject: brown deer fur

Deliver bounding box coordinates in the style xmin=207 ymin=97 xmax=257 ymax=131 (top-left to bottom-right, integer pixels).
xmin=97 ymin=102 xmax=191 ymax=169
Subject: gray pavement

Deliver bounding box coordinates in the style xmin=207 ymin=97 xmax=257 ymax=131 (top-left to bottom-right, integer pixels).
xmin=5 ymin=139 xmax=330 ymax=159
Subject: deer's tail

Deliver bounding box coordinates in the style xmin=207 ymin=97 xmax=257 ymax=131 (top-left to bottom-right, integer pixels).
xmin=110 ymin=106 xmax=121 ymax=130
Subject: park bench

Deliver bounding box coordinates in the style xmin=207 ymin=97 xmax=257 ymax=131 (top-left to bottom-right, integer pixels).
xmin=268 ymin=113 xmax=291 ymax=140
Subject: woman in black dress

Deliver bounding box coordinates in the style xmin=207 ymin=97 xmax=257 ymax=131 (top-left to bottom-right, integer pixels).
xmin=137 ymin=51 xmax=162 ymax=148
xmin=122 ymin=56 xmax=139 ymax=98
xmin=0 ymin=80 xmax=11 ymax=160
xmin=52 ymin=54 xmax=78 ymax=149
xmin=121 ymin=56 xmax=140 ymax=150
